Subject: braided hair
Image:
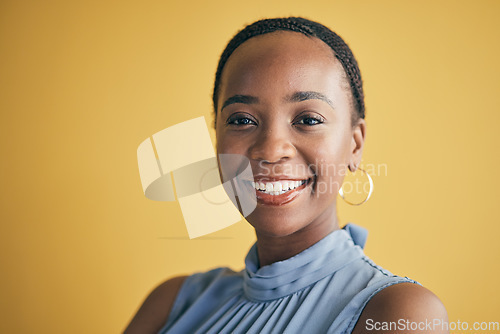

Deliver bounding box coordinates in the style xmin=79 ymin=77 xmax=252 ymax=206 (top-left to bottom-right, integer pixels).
xmin=212 ymin=17 xmax=365 ymax=128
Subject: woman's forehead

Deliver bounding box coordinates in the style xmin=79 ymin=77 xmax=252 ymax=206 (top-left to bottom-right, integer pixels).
xmin=222 ymin=31 xmax=336 ymax=74
xmin=218 ymin=32 xmax=346 ymax=104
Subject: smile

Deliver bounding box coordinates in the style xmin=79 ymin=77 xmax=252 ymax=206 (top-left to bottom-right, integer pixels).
xmin=241 ymin=177 xmax=313 ymax=207
xmin=251 ymin=180 xmax=307 ymax=195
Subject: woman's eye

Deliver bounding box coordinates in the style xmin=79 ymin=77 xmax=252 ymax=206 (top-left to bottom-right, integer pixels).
xmin=296 ymin=116 xmax=324 ymax=126
xmin=227 ymin=116 xmax=256 ymax=126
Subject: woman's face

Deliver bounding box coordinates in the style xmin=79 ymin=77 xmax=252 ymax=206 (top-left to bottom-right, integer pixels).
xmin=215 ymin=31 xmax=365 ymax=237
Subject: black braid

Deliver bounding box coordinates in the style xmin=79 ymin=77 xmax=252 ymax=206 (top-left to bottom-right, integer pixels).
xmin=212 ymin=17 xmax=365 ymax=127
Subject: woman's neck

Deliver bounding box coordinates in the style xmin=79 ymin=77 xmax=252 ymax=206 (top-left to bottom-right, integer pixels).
xmin=254 ymin=208 xmax=340 ymax=268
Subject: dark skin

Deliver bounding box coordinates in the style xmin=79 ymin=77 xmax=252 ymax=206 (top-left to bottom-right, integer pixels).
xmin=124 ymin=31 xmax=448 ymax=334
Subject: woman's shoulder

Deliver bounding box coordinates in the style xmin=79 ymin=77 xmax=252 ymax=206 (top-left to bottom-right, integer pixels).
xmin=123 ymin=275 xmax=189 ymax=334
xmin=352 ymin=282 xmax=448 ymax=334
xmin=123 ymin=267 xmax=241 ymax=334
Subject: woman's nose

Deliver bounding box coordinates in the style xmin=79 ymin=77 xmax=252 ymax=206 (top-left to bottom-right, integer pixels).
xmin=249 ymin=127 xmax=296 ymax=163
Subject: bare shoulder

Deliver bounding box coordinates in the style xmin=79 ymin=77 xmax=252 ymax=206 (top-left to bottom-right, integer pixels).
xmin=352 ymin=282 xmax=449 ymax=334
xmin=123 ymin=275 xmax=189 ymax=334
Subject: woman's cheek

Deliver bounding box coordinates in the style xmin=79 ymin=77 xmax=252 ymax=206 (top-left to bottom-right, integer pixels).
xmin=312 ymin=146 xmax=349 ymax=195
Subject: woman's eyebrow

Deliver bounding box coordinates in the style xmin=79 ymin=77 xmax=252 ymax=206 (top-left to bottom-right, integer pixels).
xmin=221 ymin=95 xmax=259 ymax=112
xmin=287 ymin=91 xmax=335 ymax=110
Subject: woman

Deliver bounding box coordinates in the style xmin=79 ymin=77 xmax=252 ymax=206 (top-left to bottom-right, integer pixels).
xmin=125 ymin=17 xmax=448 ymax=333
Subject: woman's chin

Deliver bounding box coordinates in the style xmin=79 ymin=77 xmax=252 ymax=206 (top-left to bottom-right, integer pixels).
xmin=246 ymin=214 xmax=306 ymax=238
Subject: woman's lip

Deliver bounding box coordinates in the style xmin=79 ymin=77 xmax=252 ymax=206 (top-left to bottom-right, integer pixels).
xmin=243 ymin=179 xmax=312 ymax=206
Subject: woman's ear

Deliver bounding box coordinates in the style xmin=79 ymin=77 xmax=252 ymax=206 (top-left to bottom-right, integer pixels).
xmin=349 ymin=118 xmax=366 ymax=172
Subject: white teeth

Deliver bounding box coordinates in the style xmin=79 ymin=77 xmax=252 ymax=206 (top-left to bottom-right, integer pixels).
xmin=274 ymin=182 xmax=283 ymax=192
xmin=282 ymin=181 xmax=289 ymax=191
xmin=252 ymin=179 xmax=306 ymax=195
xmin=265 ymin=183 xmax=273 ymax=192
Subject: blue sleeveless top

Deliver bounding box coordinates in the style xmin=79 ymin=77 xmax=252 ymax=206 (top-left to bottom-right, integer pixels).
xmin=159 ymin=224 xmax=418 ymax=333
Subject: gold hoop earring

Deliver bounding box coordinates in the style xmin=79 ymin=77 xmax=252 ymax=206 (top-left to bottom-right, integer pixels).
xmin=338 ymin=167 xmax=373 ymax=206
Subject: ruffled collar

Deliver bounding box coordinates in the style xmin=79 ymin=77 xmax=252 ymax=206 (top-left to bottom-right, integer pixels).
xmin=243 ymin=223 xmax=368 ymax=301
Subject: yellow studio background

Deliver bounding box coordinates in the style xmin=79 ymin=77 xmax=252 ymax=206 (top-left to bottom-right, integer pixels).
xmin=1 ymin=0 xmax=499 ymax=333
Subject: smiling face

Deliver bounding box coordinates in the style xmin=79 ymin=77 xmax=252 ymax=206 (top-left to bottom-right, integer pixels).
xmin=215 ymin=31 xmax=366 ymax=238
